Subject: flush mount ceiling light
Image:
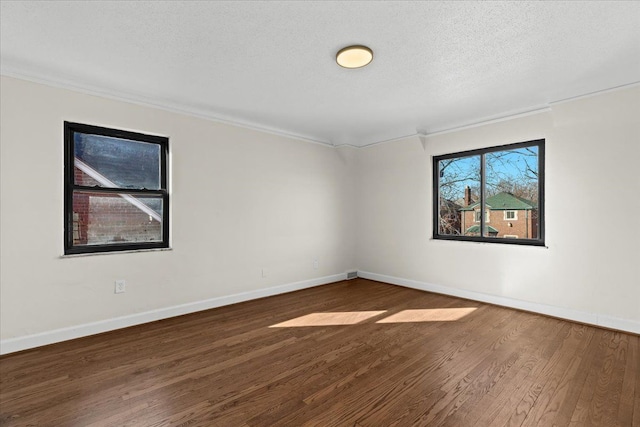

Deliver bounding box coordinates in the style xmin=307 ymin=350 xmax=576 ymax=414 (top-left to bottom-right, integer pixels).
xmin=336 ymin=45 xmax=373 ymax=69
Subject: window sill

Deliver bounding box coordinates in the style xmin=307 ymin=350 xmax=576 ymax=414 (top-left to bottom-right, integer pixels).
xmin=431 ymin=237 xmax=548 ymax=248
xmin=61 ymin=247 xmax=173 ymax=258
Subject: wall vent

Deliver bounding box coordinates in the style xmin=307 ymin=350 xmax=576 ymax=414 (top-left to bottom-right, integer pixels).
xmin=346 ymin=271 xmax=358 ymax=280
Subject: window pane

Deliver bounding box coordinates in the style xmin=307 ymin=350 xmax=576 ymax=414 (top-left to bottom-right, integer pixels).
xmin=74 ymin=133 xmax=161 ymax=189
xmin=484 ymin=147 xmax=539 ymax=239
xmin=72 ymin=191 xmax=163 ymax=246
xmin=437 ymin=155 xmax=480 ymax=236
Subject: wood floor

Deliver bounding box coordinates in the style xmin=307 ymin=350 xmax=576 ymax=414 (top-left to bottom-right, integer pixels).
xmin=1 ymin=279 xmax=638 ymax=426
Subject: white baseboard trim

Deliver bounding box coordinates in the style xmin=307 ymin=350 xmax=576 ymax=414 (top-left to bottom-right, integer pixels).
xmin=0 ymin=273 xmax=347 ymax=355
xmin=357 ymin=271 xmax=640 ymax=335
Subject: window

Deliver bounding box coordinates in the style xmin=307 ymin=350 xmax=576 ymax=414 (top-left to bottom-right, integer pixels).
xmin=474 ymin=209 xmax=489 ymax=223
xmin=504 ymin=210 xmax=517 ymax=220
xmin=64 ymin=122 xmax=169 ymax=254
xmin=433 ymin=139 xmax=544 ymax=246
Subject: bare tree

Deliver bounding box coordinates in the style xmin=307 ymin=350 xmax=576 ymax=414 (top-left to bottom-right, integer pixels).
xmin=437 ymin=157 xmax=480 ymax=235
xmin=485 ymin=148 xmax=538 ymax=202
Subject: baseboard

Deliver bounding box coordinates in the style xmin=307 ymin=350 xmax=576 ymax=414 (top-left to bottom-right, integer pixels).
xmin=357 ymin=271 xmax=640 ymax=335
xmin=0 ymin=273 xmax=347 ymax=355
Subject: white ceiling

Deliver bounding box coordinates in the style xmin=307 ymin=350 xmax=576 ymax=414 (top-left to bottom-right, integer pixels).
xmin=1 ymin=1 xmax=639 ymax=146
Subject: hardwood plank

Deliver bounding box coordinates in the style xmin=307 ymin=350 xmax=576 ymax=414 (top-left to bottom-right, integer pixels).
xmin=617 ymin=333 xmax=636 ymax=424
xmin=522 ymin=327 xmax=595 ymax=426
xmin=268 ymin=306 xmax=503 ymax=425
xmin=469 ymin=316 xmax=567 ymax=426
xmin=634 ymin=335 xmax=640 ymax=427
xmin=0 ymin=278 xmax=637 ymax=427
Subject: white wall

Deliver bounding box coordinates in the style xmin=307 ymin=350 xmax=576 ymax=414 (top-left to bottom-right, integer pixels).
xmin=356 ymin=86 xmax=640 ymax=331
xmin=0 ymin=76 xmax=357 ymax=348
xmin=2 ymin=76 xmax=638 ymax=352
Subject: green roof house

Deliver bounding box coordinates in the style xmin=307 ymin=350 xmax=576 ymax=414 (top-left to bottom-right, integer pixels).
xmin=459 ymin=191 xmax=538 ymax=239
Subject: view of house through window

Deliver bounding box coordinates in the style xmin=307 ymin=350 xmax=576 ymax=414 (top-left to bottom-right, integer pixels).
xmin=433 ymin=139 xmax=544 ymax=245
xmin=64 ymin=122 xmax=169 ymax=254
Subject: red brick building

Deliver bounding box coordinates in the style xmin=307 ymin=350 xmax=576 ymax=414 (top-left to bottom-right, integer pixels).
xmin=72 ymin=165 xmax=162 ymax=246
xmin=460 ymin=190 xmax=538 ymax=239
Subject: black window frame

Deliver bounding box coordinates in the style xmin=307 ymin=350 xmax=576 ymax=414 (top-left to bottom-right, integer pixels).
xmin=64 ymin=122 xmax=169 ymax=255
xmin=432 ymin=139 xmax=545 ymax=246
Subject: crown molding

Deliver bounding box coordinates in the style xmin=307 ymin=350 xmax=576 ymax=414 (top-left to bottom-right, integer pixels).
xmin=0 ymin=64 xmax=334 ymax=148
xmin=352 ymin=132 xmax=422 ymax=148
xmin=2 ymin=63 xmax=638 ymax=150
xmin=418 ymin=106 xmax=552 ymax=141
xmin=548 ymin=81 xmax=640 ymax=106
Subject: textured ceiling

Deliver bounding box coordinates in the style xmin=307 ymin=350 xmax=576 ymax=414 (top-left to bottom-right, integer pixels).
xmin=1 ymin=1 xmax=639 ymax=146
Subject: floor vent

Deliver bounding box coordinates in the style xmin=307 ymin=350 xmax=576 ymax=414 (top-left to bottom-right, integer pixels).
xmin=346 ymin=271 xmax=358 ymax=280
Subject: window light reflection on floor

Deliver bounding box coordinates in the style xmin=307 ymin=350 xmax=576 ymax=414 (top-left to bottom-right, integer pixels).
xmin=269 ymin=311 xmax=387 ymax=328
xmin=376 ymin=308 xmax=477 ymax=323
xmin=269 ymin=307 xmax=478 ymax=328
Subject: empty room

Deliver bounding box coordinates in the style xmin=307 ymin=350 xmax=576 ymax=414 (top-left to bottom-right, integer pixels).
xmin=1 ymin=1 xmax=639 ymax=426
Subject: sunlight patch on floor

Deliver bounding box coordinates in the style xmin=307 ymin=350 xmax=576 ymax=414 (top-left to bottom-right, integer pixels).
xmin=269 ymin=311 xmax=387 ymax=327
xmin=376 ymin=307 xmax=477 ymax=323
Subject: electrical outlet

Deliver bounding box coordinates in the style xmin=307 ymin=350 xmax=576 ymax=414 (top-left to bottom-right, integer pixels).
xmin=313 ymin=259 xmax=319 ymax=270
xmin=115 ymin=279 xmax=126 ymax=294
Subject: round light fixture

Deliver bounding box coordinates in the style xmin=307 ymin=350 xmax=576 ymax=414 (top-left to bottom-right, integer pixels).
xmin=336 ymin=45 xmax=373 ymax=69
